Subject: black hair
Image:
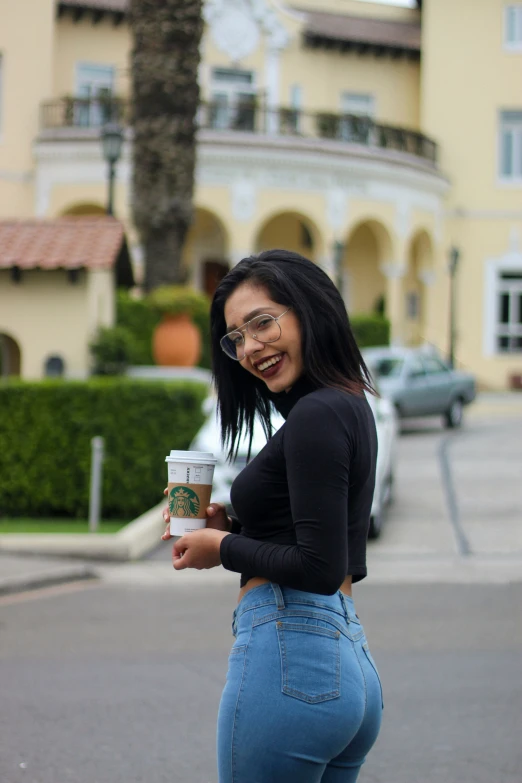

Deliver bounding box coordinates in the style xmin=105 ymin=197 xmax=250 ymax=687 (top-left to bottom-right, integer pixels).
xmin=211 ymin=249 xmax=375 ymax=459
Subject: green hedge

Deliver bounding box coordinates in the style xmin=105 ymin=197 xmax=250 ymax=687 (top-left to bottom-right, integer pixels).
xmin=116 ymin=291 xmax=158 ymax=366
xmin=0 ymin=379 xmax=207 ymax=520
xmin=116 ymin=289 xmax=212 ymax=370
xmin=350 ymin=315 xmax=390 ymax=348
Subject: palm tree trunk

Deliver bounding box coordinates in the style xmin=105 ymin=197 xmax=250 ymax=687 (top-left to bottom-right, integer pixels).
xmin=130 ymin=0 xmax=203 ymax=291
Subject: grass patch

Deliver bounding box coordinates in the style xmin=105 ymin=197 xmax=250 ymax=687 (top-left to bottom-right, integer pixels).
xmin=0 ymin=519 xmax=128 ymax=534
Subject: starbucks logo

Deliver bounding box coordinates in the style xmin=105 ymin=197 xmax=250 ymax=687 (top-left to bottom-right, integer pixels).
xmin=169 ymin=486 xmax=200 ymax=517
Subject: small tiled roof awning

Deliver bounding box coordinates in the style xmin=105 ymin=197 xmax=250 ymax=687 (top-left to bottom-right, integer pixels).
xmin=299 ymin=10 xmax=421 ymax=57
xmin=58 ymin=0 xmax=127 ymax=12
xmin=0 ymin=218 xmax=127 ymax=271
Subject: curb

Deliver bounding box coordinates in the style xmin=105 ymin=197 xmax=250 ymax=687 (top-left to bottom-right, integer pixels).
xmin=0 ymin=502 xmax=165 ymax=561
xmin=0 ymin=565 xmax=99 ymax=596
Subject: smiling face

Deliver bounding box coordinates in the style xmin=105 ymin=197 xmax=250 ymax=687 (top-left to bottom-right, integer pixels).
xmin=223 ymin=282 xmax=304 ymax=393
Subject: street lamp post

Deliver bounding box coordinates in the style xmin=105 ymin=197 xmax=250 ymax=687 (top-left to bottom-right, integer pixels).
xmin=448 ymin=246 xmax=460 ymax=369
xmin=101 ymin=123 xmax=124 ymax=216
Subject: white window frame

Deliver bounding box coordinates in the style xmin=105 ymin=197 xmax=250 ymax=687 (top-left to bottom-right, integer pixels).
xmin=75 ymin=62 xmax=115 ymax=127
xmin=209 ymin=68 xmax=257 ymax=130
xmin=484 ymin=248 xmax=522 ymax=355
xmin=498 ymin=109 xmax=522 ymax=184
xmin=504 ymin=5 xmax=522 ymax=51
xmin=340 ymin=92 xmax=376 ymax=119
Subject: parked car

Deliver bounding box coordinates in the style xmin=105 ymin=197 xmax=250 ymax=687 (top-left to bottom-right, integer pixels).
xmin=362 ymin=346 xmax=476 ymax=428
xmin=190 ymin=389 xmax=398 ymax=539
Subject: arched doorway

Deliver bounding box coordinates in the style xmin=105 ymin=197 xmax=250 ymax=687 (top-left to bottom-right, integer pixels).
xmin=0 ymin=333 xmax=21 ymax=378
xmin=403 ymin=230 xmax=434 ymax=345
xmin=182 ymin=209 xmax=229 ymax=297
xmin=343 ymin=220 xmax=391 ymax=315
xmin=255 ymin=212 xmax=323 ymax=260
xmin=61 ymin=203 xmax=106 ymax=217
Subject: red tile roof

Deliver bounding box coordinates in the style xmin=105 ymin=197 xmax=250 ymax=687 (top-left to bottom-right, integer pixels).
xmin=0 ymin=218 xmax=126 ymax=270
xmin=58 ymin=0 xmax=128 ymax=11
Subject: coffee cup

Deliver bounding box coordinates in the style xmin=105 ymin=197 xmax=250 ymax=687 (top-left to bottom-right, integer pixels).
xmin=165 ymin=450 xmax=217 ymax=536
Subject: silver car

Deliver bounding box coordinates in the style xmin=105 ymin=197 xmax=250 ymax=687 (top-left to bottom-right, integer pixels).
xmin=190 ymin=390 xmax=398 ymax=539
xmin=362 ymin=346 xmax=476 ymax=428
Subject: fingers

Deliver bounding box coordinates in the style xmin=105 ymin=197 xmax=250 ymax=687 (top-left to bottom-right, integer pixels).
xmin=173 ymin=536 xmax=188 ymax=570
xmin=161 ymin=505 xmax=171 ymax=540
xmin=164 ymin=487 xmax=168 ymax=496
xmin=206 ymin=502 xmax=225 ymax=516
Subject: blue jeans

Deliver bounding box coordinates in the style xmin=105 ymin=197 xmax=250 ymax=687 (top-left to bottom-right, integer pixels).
xmin=217 ymin=583 xmax=383 ymax=783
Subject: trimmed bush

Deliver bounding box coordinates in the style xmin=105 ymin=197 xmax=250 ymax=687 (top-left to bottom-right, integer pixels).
xmin=89 ymin=325 xmax=134 ymax=375
xmin=350 ymin=315 xmax=390 ymax=348
xmin=116 ymin=290 xmax=159 ymax=366
xmin=0 ymin=379 xmax=207 ymax=520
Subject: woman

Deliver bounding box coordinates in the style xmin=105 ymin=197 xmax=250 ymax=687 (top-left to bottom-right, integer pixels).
xmin=162 ymin=249 xmax=383 ymax=782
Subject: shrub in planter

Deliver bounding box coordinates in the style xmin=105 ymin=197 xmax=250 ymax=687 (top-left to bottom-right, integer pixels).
xmin=317 ymin=112 xmax=340 ymax=139
xmin=116 ymin=289 xmax=212 ymax=370
xmin=146 ymin=286 xmax=211 ymax=368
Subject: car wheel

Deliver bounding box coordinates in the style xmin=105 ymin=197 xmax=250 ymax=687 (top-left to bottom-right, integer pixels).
xmin=368 ymin=511 xmax=383 ymax=540
xmin=445 ymin=398 xmax=463 ymax=429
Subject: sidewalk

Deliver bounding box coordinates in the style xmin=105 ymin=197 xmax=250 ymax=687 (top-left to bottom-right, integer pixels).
xmin=468 ymin=390 xmax=522 ymax=418
xmin=0 ymin=553 xmax=98 ymax=596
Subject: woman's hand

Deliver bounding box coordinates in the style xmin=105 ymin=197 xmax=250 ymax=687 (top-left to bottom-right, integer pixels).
xmin=204 ymin=502 xmax=233 ymax=532
xmin=172 ymin=528 xmax=230 ymax=570
xmin=161 ymin=489 xmax=232 ymax=541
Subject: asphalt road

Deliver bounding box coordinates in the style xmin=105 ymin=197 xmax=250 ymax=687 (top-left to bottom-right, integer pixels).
xmin=1 ymin=581 xmax=521 ymax=783
xmin=1 ymin=405 xmax=521 ymax=783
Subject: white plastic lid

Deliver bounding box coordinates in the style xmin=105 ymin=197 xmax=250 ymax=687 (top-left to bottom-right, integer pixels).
xmin=165 ymin=450 xmax=217 ymax=465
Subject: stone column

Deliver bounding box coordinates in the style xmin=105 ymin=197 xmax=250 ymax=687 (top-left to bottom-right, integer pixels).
xmin=418 ymin=269 xmax=437 ymax=346
xmin=380 ymin=262 xmax=406 ymax=346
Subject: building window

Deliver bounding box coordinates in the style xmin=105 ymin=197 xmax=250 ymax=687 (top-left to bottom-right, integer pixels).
xmin=339 ymin=93 xmax=375 ymax=143
xmin=340 ymin=92 xmax=376 ymax=118
xmin=209 ymin=68 xmax=256 ymax=131
xmin=75 ymin=63 xmax=115 ymax=127
xmin=504 ymin=5 xmax=522 ymax=49
xmin=496 ymin=270 xmax=522 ymax=352
xmin=499 ymin=110 xmax=522 ymax=180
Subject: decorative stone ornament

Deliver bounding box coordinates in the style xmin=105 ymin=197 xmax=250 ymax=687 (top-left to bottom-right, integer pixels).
xmin=209 ymin=3 xmax=261 ymax=61
xmin=204 ymin=0 xmax=290 ymax=60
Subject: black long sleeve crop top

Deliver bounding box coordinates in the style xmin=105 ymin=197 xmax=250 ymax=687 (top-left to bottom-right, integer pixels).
xmin=219 ymin=377 xmax=378 ymax=595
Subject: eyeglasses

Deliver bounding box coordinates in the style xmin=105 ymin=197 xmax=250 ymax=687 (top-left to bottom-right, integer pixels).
xmin=220 ymin=309 xmax=290 ymax=361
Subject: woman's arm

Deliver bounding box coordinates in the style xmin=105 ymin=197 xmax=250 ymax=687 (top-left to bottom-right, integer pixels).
xmin=219 ymin=396 xmax=353 ymax=594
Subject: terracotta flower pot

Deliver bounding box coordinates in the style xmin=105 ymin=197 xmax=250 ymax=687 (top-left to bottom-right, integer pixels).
xmin=152 ymin=313 xmax=201 ymax=367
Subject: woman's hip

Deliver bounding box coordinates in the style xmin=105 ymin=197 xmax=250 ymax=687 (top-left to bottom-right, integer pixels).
xmin=229 ymin=583 xmax=376 ymax=696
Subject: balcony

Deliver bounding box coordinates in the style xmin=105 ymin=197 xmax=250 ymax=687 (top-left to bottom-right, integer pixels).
xmin=39 ymin=97 xmax=438 ymax=167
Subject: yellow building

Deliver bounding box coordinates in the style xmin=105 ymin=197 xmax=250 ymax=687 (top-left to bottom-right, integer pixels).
xmin=0 ymin=0 xmax=520 ymax=387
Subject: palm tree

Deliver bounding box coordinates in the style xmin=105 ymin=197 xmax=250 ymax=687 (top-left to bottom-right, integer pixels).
xmin=130 ymin=0 xmax=204 ymax=290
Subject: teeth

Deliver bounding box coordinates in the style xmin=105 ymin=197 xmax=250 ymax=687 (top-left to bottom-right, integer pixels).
xmin=258 ymin=355 xmax=282 ymax=372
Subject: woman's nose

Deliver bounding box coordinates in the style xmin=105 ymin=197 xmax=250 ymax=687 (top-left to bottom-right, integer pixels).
xmin=243 ymin=332 xmax=264 ymax=357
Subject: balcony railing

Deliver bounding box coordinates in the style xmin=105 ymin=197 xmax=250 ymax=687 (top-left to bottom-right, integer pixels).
xmin=40 ymin=97 xmax=438 ymax=165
